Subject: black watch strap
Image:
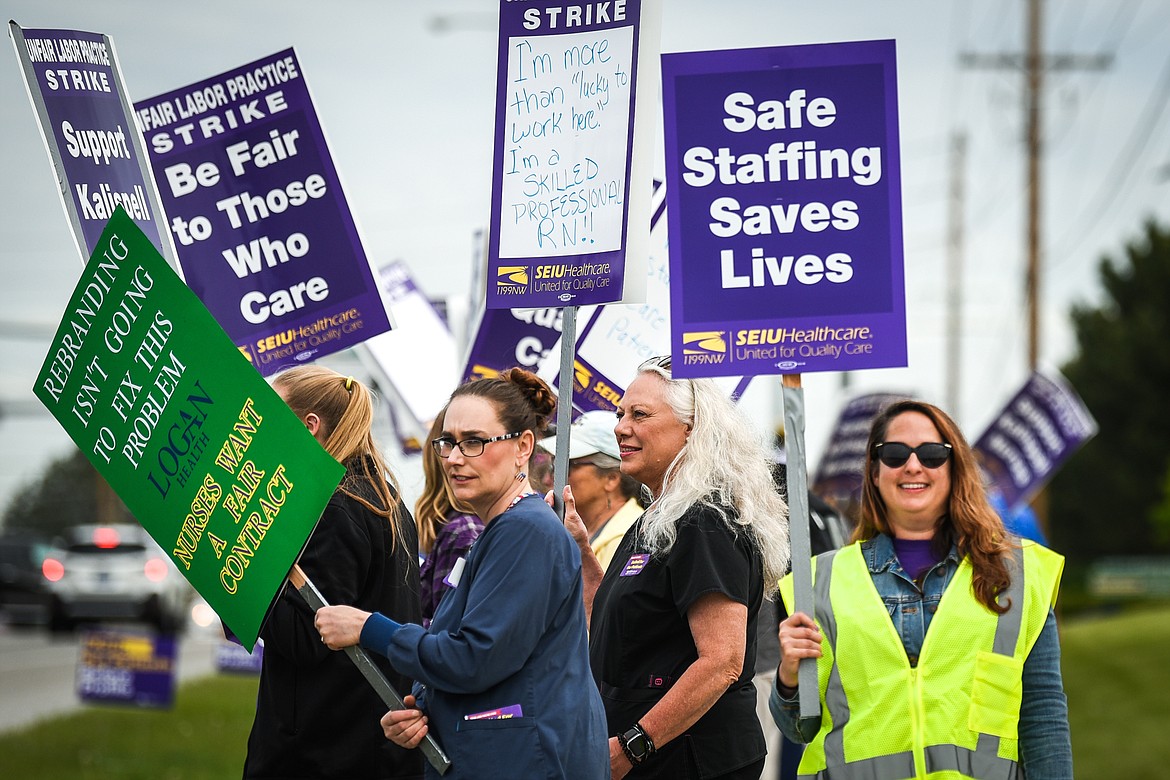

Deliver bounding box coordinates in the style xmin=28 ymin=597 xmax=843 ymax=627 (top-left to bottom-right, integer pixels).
xmin=619 ymin=723 xmax=656 ymax=765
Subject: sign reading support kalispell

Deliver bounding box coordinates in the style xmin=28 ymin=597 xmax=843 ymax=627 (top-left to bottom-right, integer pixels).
xmin=661 ymin=39 xmax=906 ymax=378
xmin=34 ymin=208 xmax=344 ymax=649
xmin=9 ymin=23 xmax=177 ymax=267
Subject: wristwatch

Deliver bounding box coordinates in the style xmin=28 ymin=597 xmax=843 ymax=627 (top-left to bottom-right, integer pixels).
xmin=618 ymin=723 xmax=656 ymax=765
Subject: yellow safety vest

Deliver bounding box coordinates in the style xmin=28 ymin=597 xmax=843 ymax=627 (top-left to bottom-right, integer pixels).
xmin=779 ymin=540 xmax=1063 ymax=780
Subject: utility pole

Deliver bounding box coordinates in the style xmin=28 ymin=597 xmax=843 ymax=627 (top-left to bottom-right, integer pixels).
xmin=945 ymin=131 xmax=966 ymax=418
xmin=1025 ymin=0 xmax=1042 ymax=370
xmin=960 ymin=0 xmax=1111 ymax=372
xmin=960 ymin=0 xmax=1110 ymax=542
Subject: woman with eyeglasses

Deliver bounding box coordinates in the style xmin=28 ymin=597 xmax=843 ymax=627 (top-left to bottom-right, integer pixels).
xmin=313 ymin=368 xmax=607 ymax=780
xmin=769 ymin=400 xmax=1072 ymax=779
xmin=564 ymin=355 xmax=791 ymax=780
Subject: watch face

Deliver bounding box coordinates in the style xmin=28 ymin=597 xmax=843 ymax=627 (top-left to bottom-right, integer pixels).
xmin=625 ymin=731 xmax=648 ymax=757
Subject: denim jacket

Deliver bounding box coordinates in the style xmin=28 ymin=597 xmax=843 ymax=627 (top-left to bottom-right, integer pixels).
xmin=769 ymin=533 xmax=1073 ymax=780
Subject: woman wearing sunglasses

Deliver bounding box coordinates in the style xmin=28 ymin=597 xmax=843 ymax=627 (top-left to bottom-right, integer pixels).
xmin=769 ymin=400 xmax=1072 ymax=779
xmin=313 ymin=369 xmax=607 ymax=779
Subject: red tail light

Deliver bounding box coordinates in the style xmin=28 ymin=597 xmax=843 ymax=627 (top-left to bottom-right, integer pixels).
xmin=93 ymin=526 xmax=120 ymax=549
xmin=144 ymin=557 xmax=169 ymax=583
xmin=43 ymin=557 xmax=65 ymax=582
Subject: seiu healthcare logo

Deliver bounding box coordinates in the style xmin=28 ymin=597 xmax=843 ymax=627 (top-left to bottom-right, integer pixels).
xmin=573 ymin=361 xmax=593 ymax=392
xmin=497 ymin=266 xmax=529 ymax=288
xmin=682 ymin=331 xmax=727 ymax=366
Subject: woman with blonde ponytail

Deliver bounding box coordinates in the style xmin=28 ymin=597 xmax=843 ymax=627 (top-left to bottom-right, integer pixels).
xmin=243 ymin=365 xmax=423 ymax=780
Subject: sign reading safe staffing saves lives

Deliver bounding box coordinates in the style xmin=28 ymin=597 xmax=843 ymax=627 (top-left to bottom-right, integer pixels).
xmin=34 ymin=208 xmax=344 ymax=649
xmin=661 ymin=39 xmax=907 ymax=378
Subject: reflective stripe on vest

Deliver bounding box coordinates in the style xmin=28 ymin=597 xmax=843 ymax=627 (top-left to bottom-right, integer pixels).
xmin=796 ymin=545 xmax=1033 ymax=780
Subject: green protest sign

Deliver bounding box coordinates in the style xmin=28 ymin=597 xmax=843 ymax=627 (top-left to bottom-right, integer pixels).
xmin=34 ymin=206 xmax=344 ymax=649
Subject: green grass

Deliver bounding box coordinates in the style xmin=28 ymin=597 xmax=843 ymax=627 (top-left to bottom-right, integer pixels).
xmin=0 ymin=607 xmax=1167 ymax=777
xmin=1063 ymin=603 xmax=1170 ymax=778
xmin=0 ymin=673 xmax=259 ymax=780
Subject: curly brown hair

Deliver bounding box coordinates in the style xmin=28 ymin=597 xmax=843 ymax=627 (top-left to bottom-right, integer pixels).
xmin=856 ymin=400 xmax=1014 ymax=613
xmin=450 ymin=367 xmax=557 ymax=437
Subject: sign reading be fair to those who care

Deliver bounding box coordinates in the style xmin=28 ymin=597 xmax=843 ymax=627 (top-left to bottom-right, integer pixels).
xmin=34 ymin=209 xmax=343 ymax=649
xmin=661 ymin=40 xmax=907 ymax=378
xmin=134 ymin=50 xmax=392 ymax=376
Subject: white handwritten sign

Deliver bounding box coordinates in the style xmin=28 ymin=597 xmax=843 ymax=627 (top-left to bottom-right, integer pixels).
xmin=499 ymin=26 xmax=633 ymax=258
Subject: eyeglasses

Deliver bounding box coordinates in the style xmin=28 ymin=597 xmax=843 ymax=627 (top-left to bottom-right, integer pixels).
xmin=432 ymin=431 xmax=522 ymax=458
xmin=873 ymin=441 xmax=953 ymax=469
xmin=640 ymin=354 xmax=672 ymax=371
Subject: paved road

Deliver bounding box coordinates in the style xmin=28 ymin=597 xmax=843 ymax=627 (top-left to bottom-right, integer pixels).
xmin=0 ymin=622 xmax=223 ymax=733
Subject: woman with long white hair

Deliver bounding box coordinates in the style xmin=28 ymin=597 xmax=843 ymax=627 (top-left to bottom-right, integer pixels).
xmin=565 ymin=355 xmax=790 ymax=780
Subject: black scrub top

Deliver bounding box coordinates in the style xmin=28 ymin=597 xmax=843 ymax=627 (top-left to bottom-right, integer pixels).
xmin=589 ymin=503 xmax=766 ymax=779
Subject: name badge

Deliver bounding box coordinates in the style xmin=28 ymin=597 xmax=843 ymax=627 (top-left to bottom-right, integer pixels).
xmin=465 ymin=704 xmax=523 ymax=721
xmin=443 ymin=557 xmax=466 ymax=588
xmin=620 ymin=553 xmax=649 ymax=577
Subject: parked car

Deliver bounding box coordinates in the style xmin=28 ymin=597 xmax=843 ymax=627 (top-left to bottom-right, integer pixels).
xmin=0 ymin=529 xmax=52 ymax=625
xmin=43 ymin=524 xmax=193 ymax=633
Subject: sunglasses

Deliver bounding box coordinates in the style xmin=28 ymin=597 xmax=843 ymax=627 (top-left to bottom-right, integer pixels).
xmin=873 ymin=441 xmax=953 ymax=469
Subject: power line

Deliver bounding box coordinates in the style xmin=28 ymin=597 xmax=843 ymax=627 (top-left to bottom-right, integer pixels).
xmin=1048 ymin=45 xmax=1170 ymax=266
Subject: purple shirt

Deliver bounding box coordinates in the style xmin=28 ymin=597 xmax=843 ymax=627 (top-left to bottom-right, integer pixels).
xmin=419 ymin=512 xmax=484 ymax=627
xmin=891 ymin=537 xmax=943 ymax=582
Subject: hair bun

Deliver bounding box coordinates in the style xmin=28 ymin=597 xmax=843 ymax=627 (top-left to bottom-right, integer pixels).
xmin=499 ymin=367 xmax=557 ymax=424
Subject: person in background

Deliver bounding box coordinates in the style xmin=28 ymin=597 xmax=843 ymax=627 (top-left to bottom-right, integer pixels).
xmin=771 ymin=399 xmax=1072 ymax=779
xmin=988 ymin=487 xmax=1049 ymax=545
xmin=314 ymin=368 xmax=607 ymax=780
xmin=244 ymin=365 xmax=422 ymax=779
xmin=540 ymin=409 xmax=645 ymax=572
xmin=528 ymin=443 xmax=556 ymax=494
xmin=566 ymin=355 xmax=790 ymax=780
xmin=414 ymin=410 xmax=483 ymax=628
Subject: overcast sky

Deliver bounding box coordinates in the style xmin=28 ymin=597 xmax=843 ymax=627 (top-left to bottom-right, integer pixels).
xmin=3 ymin=0 xmax=1169 ymax=518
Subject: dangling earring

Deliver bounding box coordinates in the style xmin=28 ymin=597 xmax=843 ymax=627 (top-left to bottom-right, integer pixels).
xmin=515 ymin=471 xmax=528 ymax=482
xmin=606 ymin=496 xmax=612 ymax=510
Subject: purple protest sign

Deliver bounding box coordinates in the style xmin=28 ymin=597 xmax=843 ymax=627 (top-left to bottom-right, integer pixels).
xmin=216 ymin=638 xmax=264 ymax=675
xmin=10 ymin=24 xmax=174 ymax=265
xmin=134 ymin=49 xmax=391 ymax=375
xmin=76 ymin=627 xmax=177 ymax=708
xmin=974 ymin=369 xmax=1098 ymax=512
xmin=661 ymin=40 xmax=906 ymax=378
xmin=461 ymin=307 xmax=566 ymax=383
xmin=811 ymin=392 xmax=908 ymax=504
xmin=485 ymin=0 xmax=660 ymax=309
